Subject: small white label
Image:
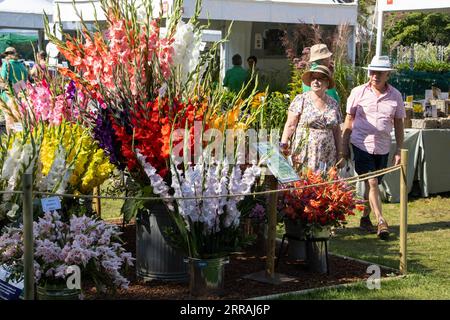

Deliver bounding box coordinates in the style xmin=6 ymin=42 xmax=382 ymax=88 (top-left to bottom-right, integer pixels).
xmin=12 ymin=123 xmax=23 ymax=132
xmin=41 ymin=197 xmax=62 ymax=212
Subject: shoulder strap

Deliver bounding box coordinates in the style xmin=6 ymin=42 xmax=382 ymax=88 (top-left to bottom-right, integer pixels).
xmin=6 ymin=62 xmax=11 ymax=84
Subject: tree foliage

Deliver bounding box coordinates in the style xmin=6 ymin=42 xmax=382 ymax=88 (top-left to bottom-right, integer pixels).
xmin=384 ymin=13 xmax=450 ymax=47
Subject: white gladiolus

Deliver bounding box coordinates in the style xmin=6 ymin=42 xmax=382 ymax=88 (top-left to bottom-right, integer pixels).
xmin=2 ymin=142 xmax=37 ymax=202
xmin=39 ymin=145 xmax=72 ymax=194
xmin=137 ymin=151 xmax=261 ymax=235
xmin=136 ymin=150 xmax=174 ymax=211
xmin=171 ymin=21 xmax=202 ymax=83
xmin=1 ymin=141 xmax=22 ymax=181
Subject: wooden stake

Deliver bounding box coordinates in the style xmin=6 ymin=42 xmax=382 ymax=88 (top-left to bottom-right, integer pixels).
xmin=400 ymin=149 xmax=408 ymax=274
xmin=22 ymin=172 xmax=34 ymax=300
xmin=93 ymin=186 xmax=101 ymax=218
xmin=265 ymin=175 xmax=278 ymax=279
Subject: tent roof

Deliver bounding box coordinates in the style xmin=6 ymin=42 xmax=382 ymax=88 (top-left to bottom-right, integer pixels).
xmin=55 ymin=0 xmax=358 ymax=26
xmin=0 ymin=0 xmax=53 ymax=14
xmin=0 ymin=0 xmax=53 ymax=29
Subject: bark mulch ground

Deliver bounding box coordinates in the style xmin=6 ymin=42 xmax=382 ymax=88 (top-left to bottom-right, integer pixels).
xmin=85 ymin=222 xmax=397 ymax=300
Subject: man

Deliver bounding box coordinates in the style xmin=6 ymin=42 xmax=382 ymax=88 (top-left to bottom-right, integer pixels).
xmin=341 ymin=55 xmax=405 ymax=240
xmin=302 ymin=43 xmax=340 ymax=103
xmin=223 ymin=54 xmax=248 ymax=93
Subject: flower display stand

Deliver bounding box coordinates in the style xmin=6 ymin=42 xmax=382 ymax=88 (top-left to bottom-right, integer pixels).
xmin=185 ymin=257 xmax=229 ymax=297
xmin=277 ymin=225 xmax=330 ymax=274
xmin=136 ymin=203 xmax=188 ymax=282
xmin=36 ymin=284 xmax=80 ymax=300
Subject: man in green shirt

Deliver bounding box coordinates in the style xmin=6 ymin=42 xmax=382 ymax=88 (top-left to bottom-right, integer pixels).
xmin=223 ymin=54 xmax=248 ymax=93
xmin=302 ymin=44 xmax=340 ymax=103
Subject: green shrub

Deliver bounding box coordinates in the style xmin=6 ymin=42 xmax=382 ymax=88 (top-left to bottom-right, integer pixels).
xmin=396 ymin=61 xmax=450 ymax=73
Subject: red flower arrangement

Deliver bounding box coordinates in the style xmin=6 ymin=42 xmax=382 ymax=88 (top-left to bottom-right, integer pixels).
xmin=111 ymin=96 xmax=207 ymax=177
xmin=45 ymin=2 xmax=210 ymax=180
xmin=280 ymin=167 xmax=365 ymax=230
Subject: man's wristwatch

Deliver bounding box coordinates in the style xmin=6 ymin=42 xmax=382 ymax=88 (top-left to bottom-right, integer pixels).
xmin=279 ymin=142 xmax=289 ymax=149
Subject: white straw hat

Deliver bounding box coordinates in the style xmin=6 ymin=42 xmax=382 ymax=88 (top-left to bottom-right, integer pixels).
xmin=363 ymin=55 xmax=395 ymax=71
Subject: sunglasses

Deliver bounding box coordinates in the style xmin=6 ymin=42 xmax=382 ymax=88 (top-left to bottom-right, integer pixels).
xmin=369 ymin=70 xmax=389 ymax=75
xmin=311 ymin=74 xmax=328 ymax=81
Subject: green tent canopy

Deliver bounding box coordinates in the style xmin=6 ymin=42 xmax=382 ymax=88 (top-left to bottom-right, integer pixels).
xmin=0 ymin=33 xmax=38 ymax=60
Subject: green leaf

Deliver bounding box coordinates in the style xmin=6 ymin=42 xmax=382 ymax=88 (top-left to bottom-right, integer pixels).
xmin=121 ymin=198 xmax=142 ymax=224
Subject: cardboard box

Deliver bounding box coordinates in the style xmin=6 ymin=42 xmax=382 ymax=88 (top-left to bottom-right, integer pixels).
xmin=411 ymin=119 xmax=439 ymax=129
xmin=436 ymin=100 xmax=448 ymax=116
xmin=439 ymin=118 xmax=450 ymax=129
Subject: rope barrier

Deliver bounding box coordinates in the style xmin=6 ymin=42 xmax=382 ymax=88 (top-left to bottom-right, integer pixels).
xmin=0 ymin=164 xmax=402 ymax=201
xmin=0 ymin=190 xmax=27 ymax=195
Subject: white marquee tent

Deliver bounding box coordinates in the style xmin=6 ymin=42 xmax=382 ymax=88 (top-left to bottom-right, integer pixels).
xmin=0 ymin=0 xmax=53 ymax=29
xmin=54 ymin=0 xmax=357 ymax=26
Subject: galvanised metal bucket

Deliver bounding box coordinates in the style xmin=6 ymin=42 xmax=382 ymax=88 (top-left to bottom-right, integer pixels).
xmin=306 ymin=226 xmax=331 ymax=274
xmin=136 ymin=203 xmax=188 ymax=282
xmin=284 ymin=219 xmax=307 ymax=260
xmin=185 ymin=256 xmax=229 ymax=297
xmin=36 ymin=285 xmax=80 ymax=300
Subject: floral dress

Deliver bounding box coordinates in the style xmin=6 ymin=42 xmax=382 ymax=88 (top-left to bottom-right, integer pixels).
xmin=288 ymin=92 xmax=342 ymax=172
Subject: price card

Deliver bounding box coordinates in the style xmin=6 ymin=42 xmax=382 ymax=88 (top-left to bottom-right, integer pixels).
xmin=0 ymin=266 xmax=23 ymax=300
xmin=41 ymin=197 xmax=62 ymax=213
xmin=254 ymin=142 xmax=300 ymax=184
xmin=12 ymin=123 xmax=23 ymax=132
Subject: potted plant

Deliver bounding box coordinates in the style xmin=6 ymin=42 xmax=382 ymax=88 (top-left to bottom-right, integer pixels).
xmin=280 ymin=167 xmax=365 ymax=272
xmin=0 ymin=211 xmax=133 ymax=299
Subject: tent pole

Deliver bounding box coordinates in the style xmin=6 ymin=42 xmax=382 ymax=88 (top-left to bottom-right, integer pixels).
xmin=38 ymin=29 xmax=45 ymax=51
xmin=375 ymin=8 xmax=384 ymax=56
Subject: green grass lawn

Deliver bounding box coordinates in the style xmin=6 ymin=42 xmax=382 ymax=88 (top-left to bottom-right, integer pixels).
xmin=100 ymin=198 xmax=124 ymax=221
xmin=282 ymin=193 xmax=450 ymax=300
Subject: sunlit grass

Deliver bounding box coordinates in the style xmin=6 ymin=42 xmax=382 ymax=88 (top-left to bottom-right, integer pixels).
xmin=281 ymin=193 xmax=450 ymax=299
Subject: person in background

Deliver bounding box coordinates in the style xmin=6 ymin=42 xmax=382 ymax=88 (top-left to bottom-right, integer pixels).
xmin=341 ymin=55 xmax=405 ymax=240
xmin=0 ymin=47 xmax=28 ymax=133
xmin=1 ymin=47 xmax=28 ymax=98
xmin=247 ymin=55 xmax=258 ymax=74
xmin=280 ymin=65 xmax=343 ymax=172
xmin=223 ymin=54 xmax=248 ymax=93
xmin=246 ymin=55 xmax=259 ymax=93
xmin=302 ymin=43 xmax=340 ymax=103
xmin=29 ymin=50 xmax=48 ymax=82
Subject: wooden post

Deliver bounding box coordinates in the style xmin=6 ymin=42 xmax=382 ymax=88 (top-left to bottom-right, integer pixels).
xmin=93 ymin=187 xmax=101 ymax=218
xmin=399 ymin=149 xmax=408 ymax=274
xmin=265 ymin=175 xmax=278 ymax=279
xmin=22 ymin=172 xmax=34 ymax=300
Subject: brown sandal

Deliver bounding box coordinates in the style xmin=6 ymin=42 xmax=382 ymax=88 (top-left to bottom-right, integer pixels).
xmin=377 ymin=220 xmax=390 ymax=240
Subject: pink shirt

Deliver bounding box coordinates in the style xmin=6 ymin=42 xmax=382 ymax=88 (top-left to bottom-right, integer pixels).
xmin=346 ymin=82 xmax=405 ymax=155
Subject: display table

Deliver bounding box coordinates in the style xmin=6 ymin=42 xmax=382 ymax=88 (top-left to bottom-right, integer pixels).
xmin=353 ymin=129 xmax=450 ymax=203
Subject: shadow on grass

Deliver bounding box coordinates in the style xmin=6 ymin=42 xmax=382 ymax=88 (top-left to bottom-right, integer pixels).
xmin=339 ymin=221 xmax=450 ymax=238
xmin=329 ymin=223 xmax=445 ymax=274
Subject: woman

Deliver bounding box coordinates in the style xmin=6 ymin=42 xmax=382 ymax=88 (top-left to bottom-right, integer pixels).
xmin=0 ymin=47 xmax=28 ymax=133
xmin=29 ymin=50 xmax=48 ymax=82
xmin=280 ymin=65 xmax=343 ymax=172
